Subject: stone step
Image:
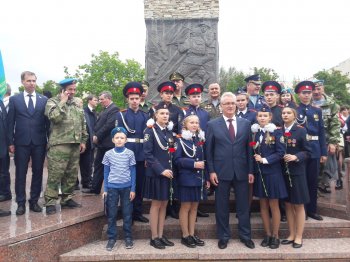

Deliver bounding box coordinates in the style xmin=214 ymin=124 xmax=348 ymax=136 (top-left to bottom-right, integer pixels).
xmin=59 ymin=238 xmax=350 ymax=261
xmin=102 ymin=213 xmax=350 ymax=240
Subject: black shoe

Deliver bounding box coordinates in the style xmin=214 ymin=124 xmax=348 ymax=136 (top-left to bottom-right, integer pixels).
xmin=29 ymin=203 xmax=43 ymax=213
xmin=133 ymin=215 xmax=149 ymax=223
xmin=293 ymin=241 xmax=303 ymax=248
xmin=240 ymin=239 xmax=255 ymax=249
xmin=16 ymin=204 xmax=26 ymax=216
xmin=281 ymin=214 xmax=287 ymax=222
xmin=166 ymin=209 xmax=179 ymax=219
xmin=318 ymin=186 xmax=331 ymax=194
xmin=181 ymin=236 xmax=196 ymax=248
xmin=260 ymin=236 xmax=271 ymax=247
xmin=335 ymin=179 xmax=343 ymax=190
xmin=0 ymin=209 xmax=11 ymax=217
xmin=46 ymin=205 xmax=56 ymax=215
xmin=159 ymin=236 xmax=174 ymax=246
xmin=307 ymin=212 xmax=323 ymax=221
xmin=218 ymin=239 xmax=228 ymax=249
xmin=0 ymin=195 xmax=12 ymax=202
xmin=106 ymin=239 xmax=116 ymax=251
xmin=150 ymin=238 xmax=165 ymax=249
xmin=269 ymin=237 xmax=280 ymax=249
xmin=281 ymin=239 xmax=294 ymax=245
xmin=197 ymin=209 xmax=209 ymax=217
xmin=61 ymin=199 xmax=82 ymax=209
xmin=191 ymin=235 xmax=205 ymax=246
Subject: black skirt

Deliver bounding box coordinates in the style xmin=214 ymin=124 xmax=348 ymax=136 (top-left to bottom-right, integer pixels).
xmin=283 ymin=174 xmax=310 ymax=204
xmin=178 ymin=186 xmax=207 ymax=202
xmin=143 ymin=175 xmax=171 ymax=201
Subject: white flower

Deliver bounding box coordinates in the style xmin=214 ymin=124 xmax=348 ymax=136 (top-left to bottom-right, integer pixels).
xmin=198 ymin=130 xmax=205 ymax=141
xmin=265 ymin=123 xmax=277 ymax=133
xmin=167 ymin=121 xmax=174 ymax=131
xmin=251 ymin=123 xmax=260 ymax=133
xmin=146 ymin=118 xmax=155 ymax=127
xmin=181 ymin=130 xmax=193 ymax=140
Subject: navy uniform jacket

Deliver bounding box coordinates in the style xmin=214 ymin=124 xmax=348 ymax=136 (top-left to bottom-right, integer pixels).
xmin=282 ymin=101 xmax=297 ymax=109
xmin=183 ymin=105 xmax=210 ymax=132
xmin=236 ymin=109 xmax=257 ymax=124
xmin=149 ymin=102 xmax=184 ymax=135
xmin=116 ymin=108 xmax=148 ymax=161
xmin=270 ymin=105 xmax=283 ymax=127
xmin=296 ymin=103 xmax=327 ymax=159
xmin=174 ymin=136 xmax=208 ymax=187
xmin=253 ymin=129 xmax=284 ymax=176
xmin=0 ymin=101 xmax=9 ymax=158
xmin=144 ymin=124 xmax=173 ymax=177
xmin=248 ymin=95 xmax=265 ymax=111
xmin=282 ymin=124 xmax=311 ymax=176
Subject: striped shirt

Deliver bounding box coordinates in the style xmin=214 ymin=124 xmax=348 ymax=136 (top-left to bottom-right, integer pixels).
xmin=102 ymin=148 xmax=136 ymax=186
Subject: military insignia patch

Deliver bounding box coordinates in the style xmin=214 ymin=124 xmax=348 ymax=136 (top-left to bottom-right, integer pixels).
xmin=144 ymin=134 xmax=150 ymax=142
xmin=314 ymin=114 xmax=319 ymax=121
xmin=280 ymin=136 xmax=285 ymax=143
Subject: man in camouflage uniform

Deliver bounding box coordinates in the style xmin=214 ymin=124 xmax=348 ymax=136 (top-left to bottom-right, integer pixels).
xmin=169 ymin=72 xmax=189 ymax=107
xmin=44 ymin=78 xmax=88 ymax=215
xmin=139 ymin=80 xmax=153 ymax=114
xmin=312 ymin=79 xmax=340 ymax=193
xmin=202 ymin=83 xmax=222 ymax=119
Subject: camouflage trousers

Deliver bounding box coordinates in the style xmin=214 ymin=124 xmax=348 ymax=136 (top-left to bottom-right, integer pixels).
xmin=45 ymin=144 xmax=80 ymax=206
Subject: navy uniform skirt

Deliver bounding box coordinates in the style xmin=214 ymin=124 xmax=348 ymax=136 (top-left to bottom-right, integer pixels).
xmin=143 ymin=175 xmax=170 ymax=201
xmin=254 ymin=172 xmax=288 ymax=199
xmin=178 ymin=185 xmax=207 ymax=202
xmin=284 ymin=174 xmax=310 ymax=205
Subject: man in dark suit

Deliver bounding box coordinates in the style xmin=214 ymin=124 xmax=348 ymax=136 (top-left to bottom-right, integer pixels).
xmin=7 ymin=71 xmax=49 ymax=215
xmin=77 ymin=94 xmax=98 ymax=189
xmin=83 ymin=91 xmax=119 ymax=194
xmin=0 ymin=100 xmax=11 ymax=216
xmin=206 ymin=92 xmax=255 ymax=249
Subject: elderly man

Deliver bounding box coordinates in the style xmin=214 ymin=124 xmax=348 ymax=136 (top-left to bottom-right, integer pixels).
xmin=44 ymin=78 xmax=88 ymax=215
xmin=206 ymin=92 xmax=255 ymax=250
xmin=203 ymin=83 xmax=222 ymax=120
xmin=312 ymin=79 xmax=340 ymax=194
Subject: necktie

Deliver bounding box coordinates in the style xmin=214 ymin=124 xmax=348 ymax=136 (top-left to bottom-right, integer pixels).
xmin=28 ymin=94 xmax=35 ymax=115
xmin=227 ymin=119 xmax=235 ymax=142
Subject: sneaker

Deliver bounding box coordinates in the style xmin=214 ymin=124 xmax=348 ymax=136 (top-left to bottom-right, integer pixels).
xmin=125 ymin=239 xmax=134 ymax=249
xmin=106 ymin=239 xmax=116 ymax=251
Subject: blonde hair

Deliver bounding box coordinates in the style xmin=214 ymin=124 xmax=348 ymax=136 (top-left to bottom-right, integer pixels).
xmin=182 ymin=115 xmax=201 ymax=132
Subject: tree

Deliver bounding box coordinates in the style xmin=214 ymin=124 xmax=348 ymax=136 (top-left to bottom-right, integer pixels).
xmin=42 ymin=80 xmax=59 ymax=97
xmin=64 ymin=51 xmax=145 ymax=108
xmin=253 ymin=67 xmax=279 ymax=82
xmin=314 ymin=69 xmax=350 ymax=106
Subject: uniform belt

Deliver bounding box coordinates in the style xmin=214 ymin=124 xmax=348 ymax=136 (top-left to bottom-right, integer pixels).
xmin=306 ymin=134 xmax=319 ymax=141
xmin=127 ymin=138 xmax=144 ymax=143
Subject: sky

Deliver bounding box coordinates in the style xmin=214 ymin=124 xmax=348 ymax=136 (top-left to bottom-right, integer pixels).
xmin=1 ymin=0 xmax=350 ymax=91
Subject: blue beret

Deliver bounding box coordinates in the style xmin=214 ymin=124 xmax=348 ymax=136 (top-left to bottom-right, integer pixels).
xmin=262 ymin=81 xmax=282 ymax=94
xmin=169 ymin=72 xmax=185 ymax=81
xmin=244 ymin=74 xmax=261 ymax=83
xmin=295 ymin=81 xmax=315 ymax=93
xmin=111 ymin=127 xmax=128 ymax=138
xmin=313 ymin=79 xmax=324 ymax=86
xmin=281 ymin=87 xmax=293 ymax=94
xmin=59 ymin=78 xmax=77 ymax=87
xmin=123 ymin=82 xmax=144 ymax=97
xmin=157 ymin=81 xmax=176 ymax=93
xmin=185 ymin=83 xmax=203 ymax=95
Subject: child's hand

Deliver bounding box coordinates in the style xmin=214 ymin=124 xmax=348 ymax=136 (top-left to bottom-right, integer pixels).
xmin=102 ymin=192 xmax=107 ymax=198
xmin=254 ymin=154 xmax=263 ymax=163
xmin=194 ymin=161 xmax=205 ymax=169
xmin=130 ymin=192 xmax=135 ymax=201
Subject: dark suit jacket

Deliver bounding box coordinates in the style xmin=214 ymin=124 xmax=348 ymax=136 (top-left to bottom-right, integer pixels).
xmin=94 ymin=103 xmax=119 ymax=148
xmin=206 ymin=116 xmax=253 ymax=181
xmin=84 ymin=106 xmax=97 ymax=149
xmin=7 ymin=92 xmax=49 ymax=146
xmin=0 ymin=101 xmax=8 ymax=158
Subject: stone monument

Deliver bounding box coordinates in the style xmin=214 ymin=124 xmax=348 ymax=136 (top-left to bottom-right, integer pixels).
xmin=144 ymin=0 xmax=219 ymax=100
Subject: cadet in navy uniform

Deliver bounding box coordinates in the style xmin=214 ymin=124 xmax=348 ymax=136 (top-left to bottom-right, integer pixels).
xmin=183 ymin=84 xmax=210 ymax=132
xmin=281 ymin=106 xmax=311 ymax=249
xmin=174 ymin=115 xmax=210 ymax=248
xmin=295 ymin=81 xmax=327 ymax=221
xmin=116 ymin=82 xmax=149 ymax=223
xmin=262 ymin=81 xmax=283 ymax=127
xmin=143 ymin=104 xmax=175 ymax=249
xmin=244 ymin=74 xmax=265 ymax=111
xmin=235 ymin=88 xmax=257 ymax=124
xmin=251 ymin=106 xmax=287 ymax=249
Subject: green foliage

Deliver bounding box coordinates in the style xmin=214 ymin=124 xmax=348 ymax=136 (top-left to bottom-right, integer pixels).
xmin=42 ymin=80 xmax=59 ymax=97
xmin=64 ymin=51 xmax=145 ymax=108
xmin=253 ymin=67 xmax=279 ymax=82
xmin=314 ymin=69 xmax=350 ymax=106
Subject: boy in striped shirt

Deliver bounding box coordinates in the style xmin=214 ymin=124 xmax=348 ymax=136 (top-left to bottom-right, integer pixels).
xmin=102 ymin=127 xmax=136 ymax=251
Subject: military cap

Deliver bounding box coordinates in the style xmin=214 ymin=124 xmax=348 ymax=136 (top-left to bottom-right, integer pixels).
xmin=185 ymin=83 xmax=203 ymax=95
xmin=123 ymin=82 xmax=144 ymax=97
xmin=141 ymin=80 xmax=150 ymax=87
xmin=262 ymin=81 xmax=282 ymax=94
xmin=294 ymin=81 xmax=315 ymax=93
xmin=169 ymin=72 xmax=185 ymax=81
xmin=235 ymin=87 xmax=247 ymax=95
xmin=155 ymin=103 xmax=170 ymax=111
xmin=59 ymin=78 xmax=77 ymax=87
xmin=157 ymin=81 xmax=176 ymax=93
xmin=244 ymin=74 xmax=261 ymax=83
xmin=313 ymin=79 xmax=324 ymax=87
xmin=258 ymin=105 xmax=271 ymax=113
xmin=111 ymin=126 xmax=128 ymax=138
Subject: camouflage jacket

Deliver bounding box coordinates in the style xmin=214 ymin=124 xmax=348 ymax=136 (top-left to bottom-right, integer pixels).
xmin=45 ymin=96 xmax=88 ymax=146
xmin=172 ymin=94 xmax=189 ymax=108
xmin=202 ymin=98 xmax=222 ymax=120
xmin=314 ymin=94 xmax=340 ymax=145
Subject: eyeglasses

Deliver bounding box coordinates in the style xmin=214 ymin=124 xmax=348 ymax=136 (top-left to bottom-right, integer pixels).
xmin=221 ymin=102 xmax=236 ymax=106
xmin=251 ymin=82 xmax=261 ymax=86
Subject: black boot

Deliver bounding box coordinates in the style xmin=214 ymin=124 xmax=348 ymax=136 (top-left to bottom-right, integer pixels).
xmin=335 ymin=179 xmax=343 ymax=190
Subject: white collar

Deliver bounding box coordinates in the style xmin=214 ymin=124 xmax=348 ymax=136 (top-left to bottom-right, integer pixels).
xmin=238 ymin=108 xmax=247 ymax=114
xmin=223 ymin=115 xmax=236 ymax=122
xmin=24 ymin=90 xmax=36 ymax=97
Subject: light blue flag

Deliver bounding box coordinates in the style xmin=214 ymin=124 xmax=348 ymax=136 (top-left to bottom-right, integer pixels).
xmin=0 ymin=50 xmax=6 ymax=98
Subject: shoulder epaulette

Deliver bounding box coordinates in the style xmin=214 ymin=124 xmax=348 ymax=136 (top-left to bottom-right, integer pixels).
xmin=248 ymin=109 xmax=257 ymax=112
xmin=296 ymin=125 xmax=304 ymax=128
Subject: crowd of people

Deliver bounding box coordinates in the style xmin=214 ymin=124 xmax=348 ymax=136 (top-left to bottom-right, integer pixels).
xmin=0 ymin=71 xmax=348 ymax=252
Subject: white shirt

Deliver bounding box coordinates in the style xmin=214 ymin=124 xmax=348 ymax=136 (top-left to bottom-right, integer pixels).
xmin=223 ymin=115 xmax=237 ymax=136
xmin=23 ymin=90 xmax=36 ymax=108
xmin=88 ymin=104 xmax=94 ymax=112
xmin=237 ymin=108 xmax=248 ymax=116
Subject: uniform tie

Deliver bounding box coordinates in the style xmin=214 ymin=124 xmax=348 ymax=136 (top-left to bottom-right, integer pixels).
xmin=227 ymin=119 xmax=235 ymax=142
xmin=237 ymin=111 xmax=243 ymax=118
xmin=28 ymin=94 xmax=35 ymax=115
